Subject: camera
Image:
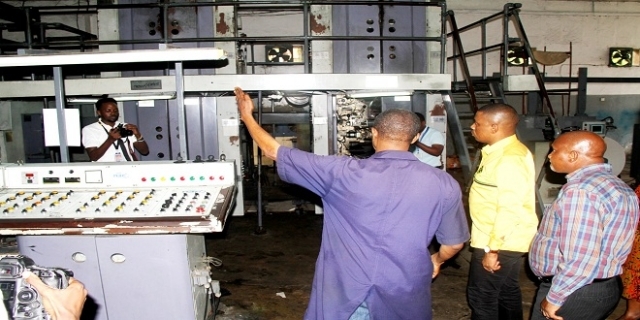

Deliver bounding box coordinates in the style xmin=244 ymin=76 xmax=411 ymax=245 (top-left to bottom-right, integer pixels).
xmin=0 ymin=255 xmax=72 ymax=320
xmin=116 ymin=123 xmax=134 ymax=137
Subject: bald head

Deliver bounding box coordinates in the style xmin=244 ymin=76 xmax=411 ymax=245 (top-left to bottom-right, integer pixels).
xmin=548 ymin=131 xmax=607 ymax=174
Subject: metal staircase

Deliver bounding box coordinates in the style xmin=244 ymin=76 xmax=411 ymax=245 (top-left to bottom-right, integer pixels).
xmin=442 ymin=3 xmax=561 ymax=196
xmin=442 ymin=81 xmax=506 ymax=188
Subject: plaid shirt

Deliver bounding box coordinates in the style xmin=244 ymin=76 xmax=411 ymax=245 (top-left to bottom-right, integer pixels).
xmin=529 ymin=163 xmax=639 ymax=306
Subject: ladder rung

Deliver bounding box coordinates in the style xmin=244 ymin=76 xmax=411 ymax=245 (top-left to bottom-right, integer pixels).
xmin=474 ymin=97 xmax=496 ymax=102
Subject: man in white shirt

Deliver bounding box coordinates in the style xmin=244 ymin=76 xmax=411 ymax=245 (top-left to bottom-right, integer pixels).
xmin=411 ymin=112 xmax=445 ymax=169
xmin=81 ymin=97 xmax=149 ymax=162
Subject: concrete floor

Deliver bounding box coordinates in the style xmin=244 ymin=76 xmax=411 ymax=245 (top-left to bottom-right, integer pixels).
xmin=209 ymin=164 xmax=634 ymax=320
xmin=208 ymin=209 xmax=630 ymax=320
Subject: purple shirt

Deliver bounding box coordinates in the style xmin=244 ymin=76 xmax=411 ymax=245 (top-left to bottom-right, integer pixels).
xmin=529 ymin=163 xmax=639 ymax=306
xmin=277 ymin=147 xmax=469 ymax=320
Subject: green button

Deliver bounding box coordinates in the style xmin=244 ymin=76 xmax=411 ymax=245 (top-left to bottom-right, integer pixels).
xmin=190 ymin=176 xmax=195 ymax=181
xmin=151 ymin=177 xmax=156 ymax=182
xmin=199 ymin=176 xmax=205 ymax=181
xmin=170 ymin=177 xmax=176 ymax=181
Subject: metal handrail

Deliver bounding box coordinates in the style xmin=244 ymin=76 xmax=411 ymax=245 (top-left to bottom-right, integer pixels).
xmin=445 ymin=2 xmax=560 ymax=136
xmin=446 ymin=11 xmax=478 ymax=113
xmin=510 ymin=6 xmax=560 ymax=136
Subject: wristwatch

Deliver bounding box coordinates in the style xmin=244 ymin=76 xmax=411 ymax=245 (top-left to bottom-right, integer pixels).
xmin=484 ymin=246 xmax=499 ymax=254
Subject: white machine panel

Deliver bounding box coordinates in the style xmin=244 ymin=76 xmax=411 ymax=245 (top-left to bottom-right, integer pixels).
xmin=0 ymin=161 xmax=237 ymax=235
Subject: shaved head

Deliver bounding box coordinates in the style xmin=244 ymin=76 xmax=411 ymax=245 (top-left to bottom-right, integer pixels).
xmin=548 ymin=131 xmax=606 ymax=173
xmin=558 ymin=131 xmax=606 ymax=159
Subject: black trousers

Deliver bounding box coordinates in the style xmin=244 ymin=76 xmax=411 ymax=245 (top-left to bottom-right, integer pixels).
xmin=530 ymin=276 xmax=621 ymax=320
xmin=467 ymin=248 xmax=525 ymax=320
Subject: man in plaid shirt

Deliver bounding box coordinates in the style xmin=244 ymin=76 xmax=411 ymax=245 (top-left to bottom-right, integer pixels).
xmin=529 ymin=131 xmax=640 ymax=320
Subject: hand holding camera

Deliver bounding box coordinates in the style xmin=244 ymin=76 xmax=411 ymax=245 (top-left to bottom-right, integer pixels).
xmin=109 ymin=123 xmax=140 ymax=140
xmin=115 ymin=123 xmax=134 ymax=137
xmin=0 ymin=256 xmax=85 ymax=320
xmin=24 ymin=271 xmax=86 ymax=320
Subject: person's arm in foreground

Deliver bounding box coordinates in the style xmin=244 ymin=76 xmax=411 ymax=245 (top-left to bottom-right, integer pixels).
xmin=431 ymin=243 xmax=464 ymax=278
xmin=432 ymin=178 xmax=469 ymax=278
xmin=484 ymin=156 xmax=532 ymax=272
xmin=234 ymin=87 xmax=281 ymax=161
xmin=24 ymin=271 xmax=87 ymax=320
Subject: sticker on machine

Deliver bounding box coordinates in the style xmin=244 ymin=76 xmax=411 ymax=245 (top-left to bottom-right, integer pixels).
xmin=222 ymin=118 xmax=239 ymax=137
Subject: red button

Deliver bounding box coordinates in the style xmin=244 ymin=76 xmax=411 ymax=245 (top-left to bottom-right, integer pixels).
xmin=209 ymin=176 xmax=215 ymax=180
xmin=219 ymin=176 xmax=224 ymax=181
xmin=141 ymin=177 xmax=147 ymax=182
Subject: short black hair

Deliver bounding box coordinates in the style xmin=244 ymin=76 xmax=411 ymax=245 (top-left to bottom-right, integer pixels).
xmin=477 ymin=103 xmax=519 ymax=125
xmin=95 ymin=97 xmax=117 ymax=111
xmin=414 ymin=112 xmax=426 ymax=122
xmin=373 ymin=109 xmax=421 ymax=143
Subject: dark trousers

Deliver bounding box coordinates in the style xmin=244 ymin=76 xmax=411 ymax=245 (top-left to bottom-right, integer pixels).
xmin=530 ymin=276 xmax=621 ymax=320
xmin=467 ymin=248 xmax=525 ymax=320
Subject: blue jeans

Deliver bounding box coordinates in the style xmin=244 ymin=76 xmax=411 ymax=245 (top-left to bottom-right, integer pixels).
xmin=349 ymin=301 xmax=370 ymax=320
xmin=530 ymin=276 xmax=621 ymax=320
xmin=467 ymin=248 xmax=525 ymax=320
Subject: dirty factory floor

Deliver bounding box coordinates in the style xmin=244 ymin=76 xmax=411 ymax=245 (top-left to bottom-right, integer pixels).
xmin=207 ymin=167 xmax=631 ymax=320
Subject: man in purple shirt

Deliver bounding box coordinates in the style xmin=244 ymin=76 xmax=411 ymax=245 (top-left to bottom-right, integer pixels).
xmin=529 ymin=131 xmax=639 ymax=320
xmin=235 ymin=88 xmax=469 ymax=320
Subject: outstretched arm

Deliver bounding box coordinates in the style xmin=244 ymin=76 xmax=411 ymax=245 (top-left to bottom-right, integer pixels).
xmin=235 ymin=87 xmax=281 ymax=161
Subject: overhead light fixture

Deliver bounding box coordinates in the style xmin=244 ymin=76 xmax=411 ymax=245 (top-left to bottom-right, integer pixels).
xmin=1 ymin=48 xmax=227 ymax=67
xmin=348 ymin=91 xmax=413 ymax=99
xmin=66 ymin=92 xmax=177 ymax=104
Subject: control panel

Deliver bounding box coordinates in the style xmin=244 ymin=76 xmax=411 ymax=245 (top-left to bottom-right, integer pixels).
xmin=0 ymin=161 xmax=236 ymax=235
xmin=582 ymin=121 xmax=607 ymax=137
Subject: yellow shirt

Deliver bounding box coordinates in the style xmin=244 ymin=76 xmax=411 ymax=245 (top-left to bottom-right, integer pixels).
xmin=469 ymin=135 xmax=538 ymax=252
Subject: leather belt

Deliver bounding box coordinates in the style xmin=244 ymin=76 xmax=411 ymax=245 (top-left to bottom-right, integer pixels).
xmin=538 ymin=276 xmax=618 ymax=283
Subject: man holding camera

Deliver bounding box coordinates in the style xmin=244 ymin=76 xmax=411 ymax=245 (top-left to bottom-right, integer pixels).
xmin=81 ymin=97 xmax=149 ymax=162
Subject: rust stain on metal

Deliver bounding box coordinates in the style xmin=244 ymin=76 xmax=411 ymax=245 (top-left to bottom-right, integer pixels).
xmin=216 ymin=13 xmax=230 ymax=35
xmin=431 ymin=103 xmax=446 ymax=116
xmin=310 ymin=14 xmax=328 ymax=35
xmin=229 ymin=136 xmax=239 ymax=146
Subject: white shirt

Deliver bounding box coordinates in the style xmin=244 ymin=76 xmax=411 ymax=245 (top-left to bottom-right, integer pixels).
xmin=0 ymin=290 xmax=7 ymax=320
xmin=81 ymin=120 xmax=138 ymax=162
xmin=411 ymin=126 xmax=445 ymax=167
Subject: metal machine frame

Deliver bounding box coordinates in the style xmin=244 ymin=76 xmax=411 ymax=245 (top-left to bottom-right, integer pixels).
xmin=0 ymin=48 xmax=451 ymax=320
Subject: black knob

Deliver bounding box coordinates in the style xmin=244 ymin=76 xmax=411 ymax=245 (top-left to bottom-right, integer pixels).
xmin=17 ymin=289 xmax=35 ymax=302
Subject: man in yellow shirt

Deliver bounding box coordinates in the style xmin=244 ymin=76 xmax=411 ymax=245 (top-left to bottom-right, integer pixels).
xmin=466 ymin=103 xmax=539 ymax=320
